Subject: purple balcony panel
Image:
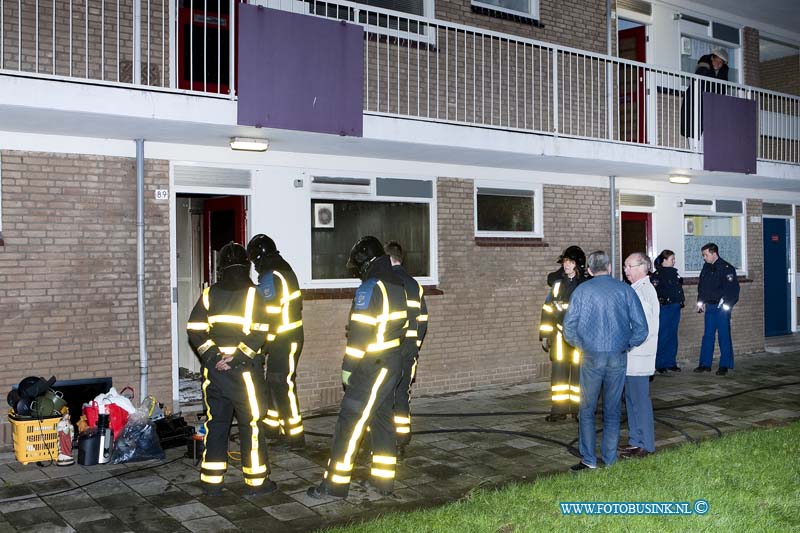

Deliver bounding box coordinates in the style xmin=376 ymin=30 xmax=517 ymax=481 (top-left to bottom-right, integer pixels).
xmin=703 ymin=93 xmax=757 ymax=174
xmin=237 ymin=5 xmax=364 ymax=137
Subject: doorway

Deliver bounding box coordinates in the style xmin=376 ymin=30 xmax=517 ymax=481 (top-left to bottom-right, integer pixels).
xmin=618 ymin=20 xmax=648 ymax=144
xmin=620 ymin=211 xmax=652 ymax=282
xmin=763 ymin=217 xmax=791 ymax=337
xmin=175 ymin=193 xmax=247 ymax=402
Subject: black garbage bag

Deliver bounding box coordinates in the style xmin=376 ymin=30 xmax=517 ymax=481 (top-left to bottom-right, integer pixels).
xmin=110 ymin=420 xmax=166 ymax=463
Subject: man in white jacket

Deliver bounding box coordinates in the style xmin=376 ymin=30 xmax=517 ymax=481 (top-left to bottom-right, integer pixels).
xmin=621 ymin=253 xmax=659 ymax=458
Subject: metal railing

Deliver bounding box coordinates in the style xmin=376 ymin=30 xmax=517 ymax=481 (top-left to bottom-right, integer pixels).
xmin=1 ymin=0 xmax=798 ymax=164
xmin=0 ymin=0 xmax=235 ymax=97
xmin=290 ymin=0 xmax=800 ymax=165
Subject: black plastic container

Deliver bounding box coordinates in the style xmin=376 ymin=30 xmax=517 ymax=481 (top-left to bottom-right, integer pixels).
xmin=78 ymin=429 xmax=100 ymax=466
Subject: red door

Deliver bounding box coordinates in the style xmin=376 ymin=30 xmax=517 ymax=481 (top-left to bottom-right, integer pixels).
xmin=203 ymin=196 xmax=246 ymax=284
xmin=620 ymin=211 xmax=652 ymax=283
xmin=618 ymin=26 xmax=647 ymax=144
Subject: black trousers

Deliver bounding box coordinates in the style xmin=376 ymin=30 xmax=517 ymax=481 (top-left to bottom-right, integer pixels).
xmin=263 ymin=331 xmax=305 ymax=443
xmin=321 ymin=353 xmax=402 ymax=497
xmin=549 ymin=332 xmax=581 ymax=416
xmin=393 ymin=341 xmax=419 ymax=445
xmin=201 ymin=357 xmax=270 ymax=488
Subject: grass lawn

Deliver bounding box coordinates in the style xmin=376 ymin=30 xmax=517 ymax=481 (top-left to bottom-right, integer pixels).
xmin=330 ymin=421 xmax=800 ymax=532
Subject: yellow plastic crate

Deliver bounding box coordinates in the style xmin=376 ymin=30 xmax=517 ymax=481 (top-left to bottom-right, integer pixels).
xmin=8 ymin=415 xmax=60 ymax=465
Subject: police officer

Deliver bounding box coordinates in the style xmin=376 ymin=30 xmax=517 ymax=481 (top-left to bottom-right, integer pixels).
xmin=186 ymin=242 xmax=274 ymax=496
xmin=247 ymin=234 xmax=306 ymax=450
xmin=651 ymin=250 xmax=685 ymax=374
xmin=539 ymin=246 xmax=587 ymax=422
xmin=384 ymin=241 xmax=428 ymax=453
xmin=307 ymin=236 xmax=408 ymax=499
xmin=694 ymin=242 xmax=740 ymax=375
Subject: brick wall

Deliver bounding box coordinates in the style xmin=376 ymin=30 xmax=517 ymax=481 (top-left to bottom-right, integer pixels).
xmin=673 ymin=200 xmax=765 ymax=363
xmin=0 ymin=150 xmax=171 ymax=446
xmin=1 ymin=0 xmax=170 ymax=86
xmin=759 ymin=55 xmax=800 ymax=97
xmin=742 ymin=27 xmax=760 ymax=87
xmin=436 ymin=0 xmax=612 ymax=54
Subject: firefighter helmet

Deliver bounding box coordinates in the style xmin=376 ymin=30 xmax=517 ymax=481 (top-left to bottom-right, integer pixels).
xmin=346 ymin=236 xmax=386 ymax=279
xmin=247 ymin=234 xmax=279 ymax=273
xmin=218 ymin=242 xmax=249 ymax=271
xmin=558 ymin=245 xmax=586 ymax=270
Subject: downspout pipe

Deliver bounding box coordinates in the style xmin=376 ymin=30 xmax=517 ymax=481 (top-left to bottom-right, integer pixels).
xmin=607 ymin=0 xmax=613 ymax=56
xmin=610 ymin=175 xmax=617 ymax=278
xmin=136 ymin=139 xmax=148 ymax=399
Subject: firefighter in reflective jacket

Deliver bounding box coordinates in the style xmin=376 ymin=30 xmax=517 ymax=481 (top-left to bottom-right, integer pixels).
xmin=247 ymin=234 xmax=306 ymax=449
xmin=384 ymin=241 xmax=428 ymax=451
xmin=539 ymin=246 xmax=588 ymax=422
xmin=186 ymin=242 xmax=275 ymax=497
xmin=308 ymin=236 xmax=408 ymax=499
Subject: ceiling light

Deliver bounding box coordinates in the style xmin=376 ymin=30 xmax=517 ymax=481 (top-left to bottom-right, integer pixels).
xmin=230 ymin=137 xmax=269 ymax=152
xmin=668 ymin=175 xmax=691 ymax=184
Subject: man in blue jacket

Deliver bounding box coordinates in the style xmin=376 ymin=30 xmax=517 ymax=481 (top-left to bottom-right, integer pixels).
xmin=563 ymin=251 xmax=648 ymax=471
xmin=694 ymin=242 xmax=740 ymax=376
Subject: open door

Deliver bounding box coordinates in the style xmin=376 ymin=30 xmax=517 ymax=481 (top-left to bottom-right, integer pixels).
xmin=203 ymin=195 xmax=247 ymax=284
xmin=618 ymin=24 xmax=647 ymax=144
xmin=621 ymin=211 xmax=652 ymax=283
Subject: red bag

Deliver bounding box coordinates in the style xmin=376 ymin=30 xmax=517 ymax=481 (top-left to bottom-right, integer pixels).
xmin=107 ymin=403 xmax=130 ymax=440
xmin=83 ymin=401 xmax=99 ymax=428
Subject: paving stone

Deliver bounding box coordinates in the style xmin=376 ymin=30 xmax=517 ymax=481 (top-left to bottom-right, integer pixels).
xmin=182 ymin=515 xmax=238 ymax=532
xmin=231 ymin=515 xmax=287 ymax=532
xmin=1 ymin=496 xmax=47 ymax=513
xmin=58 ymin=506 xmax=114 ymax=526
xmin=162 ymin=501 xmax=217 ymax=521
xmin=107 ymin=501 xmax=168 ymax=524
xmin=42 ymin=492 xmax=98 ymax=512
xmin=130 ymin=516 xmax=187 ymax=533
xmin=5 ymin=506 xmax=64 ymax=529
xmin=287 ymin=487 xmax=343 ymax=507
xmin=145 ymin=489 xmax=195 ymax=508
xmin=16 ymin=521 xmax=76 ymax=533
xmin=72 ymin=516 xmax=130 ymax=533
xmin=263 ymin=501 xmax=319 ymax=521
xmin=92 ymin=491 xmax=147 ymax=510
xmin=213 ymin=502 xmax=267 ymax=522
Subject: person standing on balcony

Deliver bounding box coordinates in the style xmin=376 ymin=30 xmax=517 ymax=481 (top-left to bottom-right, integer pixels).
xmin=384 ymin=240 xmax=428 ymax=455
xmin=539 ymin=246 xmax=588 ymax=422
xmin=651 ymin=250 xmax=685 ymax=374
xmin=694 ymin=242 xmax=740 ymax=376
xmin=186 ymin=242 xmax=275 ymax=497
xmin=620 ymin=253 xmax=659 ymax=460
xmin=307 ymin=236 xmax=408 ymax=499
xmin=247 ymin=234 xmax=306 ymax=450
xmin=680 ymin=47 xmax=729 ymax=138
xmin=562 ymin=251 xmax=648 ymax=472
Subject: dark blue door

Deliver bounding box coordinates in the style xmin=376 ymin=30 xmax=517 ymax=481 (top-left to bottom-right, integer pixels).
xmin=763 ymin=218 xmax=791 ymax=337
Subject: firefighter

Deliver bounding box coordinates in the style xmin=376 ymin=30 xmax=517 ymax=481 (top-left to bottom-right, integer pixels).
xmin=307 ymin=236 xmax=408 ymax=499
xmin=186 ymin=242 xmax=274 ymax=497
xmin=539 ymin=245 xmax=588 ymax=422
xmin=384 ymin=241 xmax=428 ymax=454
xmin=247 ymin=234 xmax=306 ymax=450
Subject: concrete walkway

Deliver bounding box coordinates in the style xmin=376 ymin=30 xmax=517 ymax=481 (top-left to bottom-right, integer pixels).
xmin=1 ymin=351 xmax=799 ymax=532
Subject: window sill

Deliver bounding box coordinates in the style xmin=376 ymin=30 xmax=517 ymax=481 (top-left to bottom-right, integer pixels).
xmin=474 ymin=237 xmax=548 ymax=247
xmin=681 ymin=276 xmax=753 ymax=286
xmin=304 ymin=285 xmax=443 ymax=300
xmin=470 ymin=4 xmax=542 ymax=27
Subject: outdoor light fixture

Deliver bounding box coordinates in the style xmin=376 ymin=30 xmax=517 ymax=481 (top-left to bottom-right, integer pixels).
xmin=230 ymin=137 xmax=269 ymax=152
xmin=668 ymin=175 xmax=691 ymax=184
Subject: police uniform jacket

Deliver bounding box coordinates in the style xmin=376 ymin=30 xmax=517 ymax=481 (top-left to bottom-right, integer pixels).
xmin=697 ymin=257 xmax=740 ymax=308
xmin=650 ymin=265 xmax=685 ymax=307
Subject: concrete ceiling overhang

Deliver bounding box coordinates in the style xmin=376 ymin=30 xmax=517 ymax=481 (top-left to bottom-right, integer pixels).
xmin=1 ymin=76 xmax=798 ymax=192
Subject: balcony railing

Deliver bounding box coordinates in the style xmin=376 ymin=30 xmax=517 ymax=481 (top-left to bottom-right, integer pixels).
xmin=1 ymin=0 xmax=798 ymax=165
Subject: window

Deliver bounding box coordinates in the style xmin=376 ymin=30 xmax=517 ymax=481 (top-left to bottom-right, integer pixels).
xmin=683 ymin=214 xmax=744 ymax=272
xmin=311 ymin=200 xmax=431 ymax=280
xmin=475 ymin=185 xmax=542 ymax=237
xmin=680 ymin=35 xmax=739 ymax=83
xmin=471 ymin=0 xmax=538 ymax=19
